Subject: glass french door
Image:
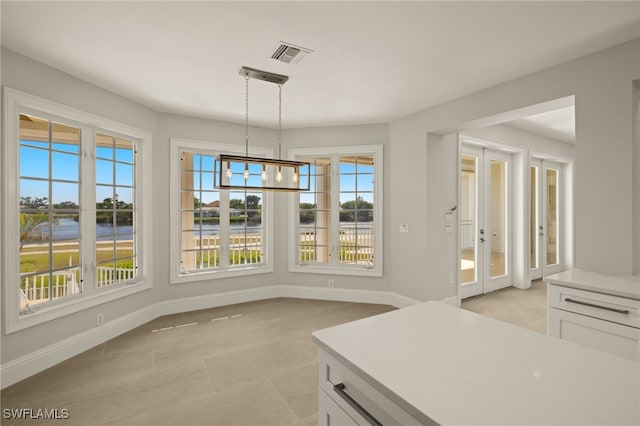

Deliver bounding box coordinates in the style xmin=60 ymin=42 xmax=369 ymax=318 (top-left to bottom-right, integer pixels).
xmin=460 ymin=145 xmax=512 ymax=299
xmin=530 ymin=159 xmax=563 ymax=279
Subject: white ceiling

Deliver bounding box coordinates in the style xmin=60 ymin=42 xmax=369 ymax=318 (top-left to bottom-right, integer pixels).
xmin=1 ymin=1 xmax=639 ymax=130
xmin=507 ymin=106 xmax=576 ymax=143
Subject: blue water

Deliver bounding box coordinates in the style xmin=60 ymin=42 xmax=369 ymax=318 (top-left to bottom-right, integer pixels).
xmin=51 ymin=217 xmax=262 ymax=241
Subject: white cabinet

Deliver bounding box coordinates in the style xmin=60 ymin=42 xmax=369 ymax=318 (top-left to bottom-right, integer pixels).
xmin=313 ymin=301 xmax=640 ymax=425
xmin=319 ymin=389 xmax=358 ymax=426
xmin=317 ymin=350 xmax=425 ymax=426
xmin=547 ymin=271 xmax=640 ymax=362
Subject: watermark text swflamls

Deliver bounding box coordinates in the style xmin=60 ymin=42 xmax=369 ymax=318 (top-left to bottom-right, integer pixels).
xmin=3 ymin=408 xmax=69 ymax=420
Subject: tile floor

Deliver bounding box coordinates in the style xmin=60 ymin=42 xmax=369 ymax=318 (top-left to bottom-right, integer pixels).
xmin=1 ymin=285 xmax=547 ymax=425
xmin=461 ymin=278 xmax=548 ymax=334
xmin=0 ymin=298 xmax=396 ymax=426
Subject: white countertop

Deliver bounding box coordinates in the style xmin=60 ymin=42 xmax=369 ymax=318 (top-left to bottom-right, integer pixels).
xmin=312 ymin=302 xmax=640 ymax=426
xmin=545 ymin=268 xmax=640 ymax=300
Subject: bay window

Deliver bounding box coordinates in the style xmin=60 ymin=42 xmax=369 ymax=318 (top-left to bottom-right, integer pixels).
xmin=169 ymin=138 xmax=272 ymax=283
xmin=289 ymin=145 xmax=383 ymax=277
xmin=3 ymin=88 xmax=153 ymax=333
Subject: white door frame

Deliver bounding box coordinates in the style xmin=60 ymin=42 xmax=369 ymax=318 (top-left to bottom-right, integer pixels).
xmin=459 ymin=144 xmax=512 ymax=298
xmin=530 ymin=158 xmax=564 ymax=279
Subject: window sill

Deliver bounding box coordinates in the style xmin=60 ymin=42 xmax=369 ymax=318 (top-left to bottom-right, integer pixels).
xmin=6 ymin=280 xmax=153 ymax=334
xmin=289 ymin=264 xmax=382 ymax=277
xmin=170 ymin=264 xmax=273 ymax=285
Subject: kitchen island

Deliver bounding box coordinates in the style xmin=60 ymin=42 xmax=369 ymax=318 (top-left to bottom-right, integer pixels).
xmin=312 ymin=301 xmax=640 ymax=425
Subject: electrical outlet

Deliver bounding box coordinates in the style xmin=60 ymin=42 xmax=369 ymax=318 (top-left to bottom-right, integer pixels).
xmin=448 ymin=273 xmax=454 ymax=285
xmin=97 ymin=313 xmax=104 ymax=327
xmin=328 ymin=279 xmax=335 ymax=288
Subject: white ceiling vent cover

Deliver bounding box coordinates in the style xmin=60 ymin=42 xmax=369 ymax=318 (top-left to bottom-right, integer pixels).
xmin=271 ymin=42 xmax=313 ymax=65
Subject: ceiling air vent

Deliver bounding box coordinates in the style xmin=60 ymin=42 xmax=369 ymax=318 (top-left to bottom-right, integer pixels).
xmin=271 ymin=42 xmax=313 ymax=65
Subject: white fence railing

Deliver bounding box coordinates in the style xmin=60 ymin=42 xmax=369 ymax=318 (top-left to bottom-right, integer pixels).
xmin=461 ymin=220 xmax=474 ymax=249
xmin=21 ymin=266 xmax=136 ymax=304
xmin=300 ymin=228 xmax=374 ymax=264
xmin=182 ymin=234 xmax=263 ymax=271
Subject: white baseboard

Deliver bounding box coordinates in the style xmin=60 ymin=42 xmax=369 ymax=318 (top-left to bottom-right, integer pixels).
xmin=0 ymin=286 xmax=422 ymax=389
xmin=0 ymin=304 xmax=159 ymax=390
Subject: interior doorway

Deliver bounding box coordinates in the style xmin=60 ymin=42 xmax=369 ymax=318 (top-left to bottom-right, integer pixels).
xmin=460 ymin=144 xmax=512 ymax=299
xmin=530 ymin=158 xmax=564 ymax=279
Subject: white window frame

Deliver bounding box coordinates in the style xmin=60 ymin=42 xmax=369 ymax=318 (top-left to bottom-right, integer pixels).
xmin=2 ymin=87 xmax=153 ymax=334
xmin=169 ymin=137 xmax=274 ymax=284
xmin=288 ymin=144 xmax=383 ymax=277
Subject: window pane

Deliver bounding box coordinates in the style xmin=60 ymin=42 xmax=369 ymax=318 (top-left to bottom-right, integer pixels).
xmin=96 ymin=159 xmax=113 ymax=185
xmin=19 ymin=115 xmax=83 ymax=309
xmin=96 ymin=133 xmax=138 ymax=286
xmin=115 ymin=138 xmax=134 ymax=163
xmin=96 ymin=261 xmax=115 ymax=288
xmin=52 ymin=182 xmax=79 ymax=206
xmin=115 ymin=187 xmax=134 ymax=208
xmin=490 ymin=160 xmax=507 ymax=278
xmin=546 ymin=169 xmax=558 ymax=266
xmin=52 ymin=214 xmax=80 ymax=240
xmin=530 ymin=166 xmax=538 ymax=270
xmin=96 ymin=185 xmax=113 ymax=206
xmin=338 ymin=155 xmax=376 ymax=267
xmin=115 ymin=163 xmax=133 ymax=186
xmin=20 ymin=146 xmax=49 ymax=179
xmin=296 ymin=157 xmax=332 ymax=265
xmin=52 ymin=239 xmax=80 ymax=269
xmin=51 ymin=121 xmax=80 ymax=154
xmin=96 ymin=134 xmax=114 ymax=159
xmin=52 ymin=151 xmax=79 ymax=182
xmin=20 ymin=179 xmax=49 ymax=211
xmin=20 ymin=114 xmax=49 ymax=144
xmin=116 ymin=236 xmax=134 ymax=259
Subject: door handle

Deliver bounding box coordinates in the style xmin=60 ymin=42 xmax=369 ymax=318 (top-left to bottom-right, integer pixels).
xmin=564 ymin=298 xmax=630 ymax=315
xmin=333 ymin=383 xmax=383 ymax=426
xmin=479 ymin=238 xmax=485 ymax=243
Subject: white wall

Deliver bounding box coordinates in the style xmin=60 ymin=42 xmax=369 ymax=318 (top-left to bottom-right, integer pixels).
xmin=157 ymin=114 xmax=281 ymax=301
xmin=1 ymin=47 xmax=161 ymax=363
xmin=2 ymin=37 xmax=639 ymax=370
xmin=276 ymin=124 xmax=391 ymax=292
xmin=0 ymin=48 xmax=392 ymax=366
xmin=466 ymin=124 xmax=575 ymax=161
xmin=389 ymin=38 xmax=639 ymax=302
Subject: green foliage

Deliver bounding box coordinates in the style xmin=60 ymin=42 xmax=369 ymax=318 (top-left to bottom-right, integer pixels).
xmin=19 ymin=212 xmax=50 ymax=249
xmin=20 ymin=196 xmax=48 ymax=209
xmin=299 ymin=203 xmax=316 ymax=224
xmin=339 ymin=197 xmax=374 ymax=222
xmin=96 ymin=198 xmax=133 ymax=225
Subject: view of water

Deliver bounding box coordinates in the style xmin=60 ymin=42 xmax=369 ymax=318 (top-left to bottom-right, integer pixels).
xmin=50 ymin=217 xmax=262 ymax=241
xmin=48 ymin=218 xmax=372 ymax=242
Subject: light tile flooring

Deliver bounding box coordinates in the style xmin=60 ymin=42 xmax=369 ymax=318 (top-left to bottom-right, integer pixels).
xmin=1 ymin=286 xmax=547 ymax=426
xmin=461 ymin=279 xmax=548 ymax=334
xmin=0 ymin=298 xmax=396 ymax=426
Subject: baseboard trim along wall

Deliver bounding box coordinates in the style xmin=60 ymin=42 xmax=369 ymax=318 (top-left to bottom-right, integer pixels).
xmin=1 ymin=285 xmax=424 ymax=389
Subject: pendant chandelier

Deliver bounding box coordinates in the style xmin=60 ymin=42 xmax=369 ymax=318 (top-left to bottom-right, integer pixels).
xmin=217 ymin=66 xmax=310 ymax=191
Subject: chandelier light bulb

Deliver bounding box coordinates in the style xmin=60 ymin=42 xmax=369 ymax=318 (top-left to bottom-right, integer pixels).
xmin=225 ymin=162 xmax=233 ymax=179
xmin=243 ymin=167 xmax=250 ymax=180
xmin=275 ymin=167 xmax=283 ymax=182
xmin=261 ymin=165 xmax=268 ymax=182
xmin=292 ymin=167 xmax=299 ymax=183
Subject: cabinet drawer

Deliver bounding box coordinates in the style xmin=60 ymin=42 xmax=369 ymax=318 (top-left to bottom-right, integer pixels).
xmin=548 ymin=284 xmax=640 ymax=328
xmin=549 ymin=308 xmax=640 ymax=362
xmin=319 ymin=389 xmax=359 ymax=426
xmin=318 ymin=350 xmax=426 ymax=426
